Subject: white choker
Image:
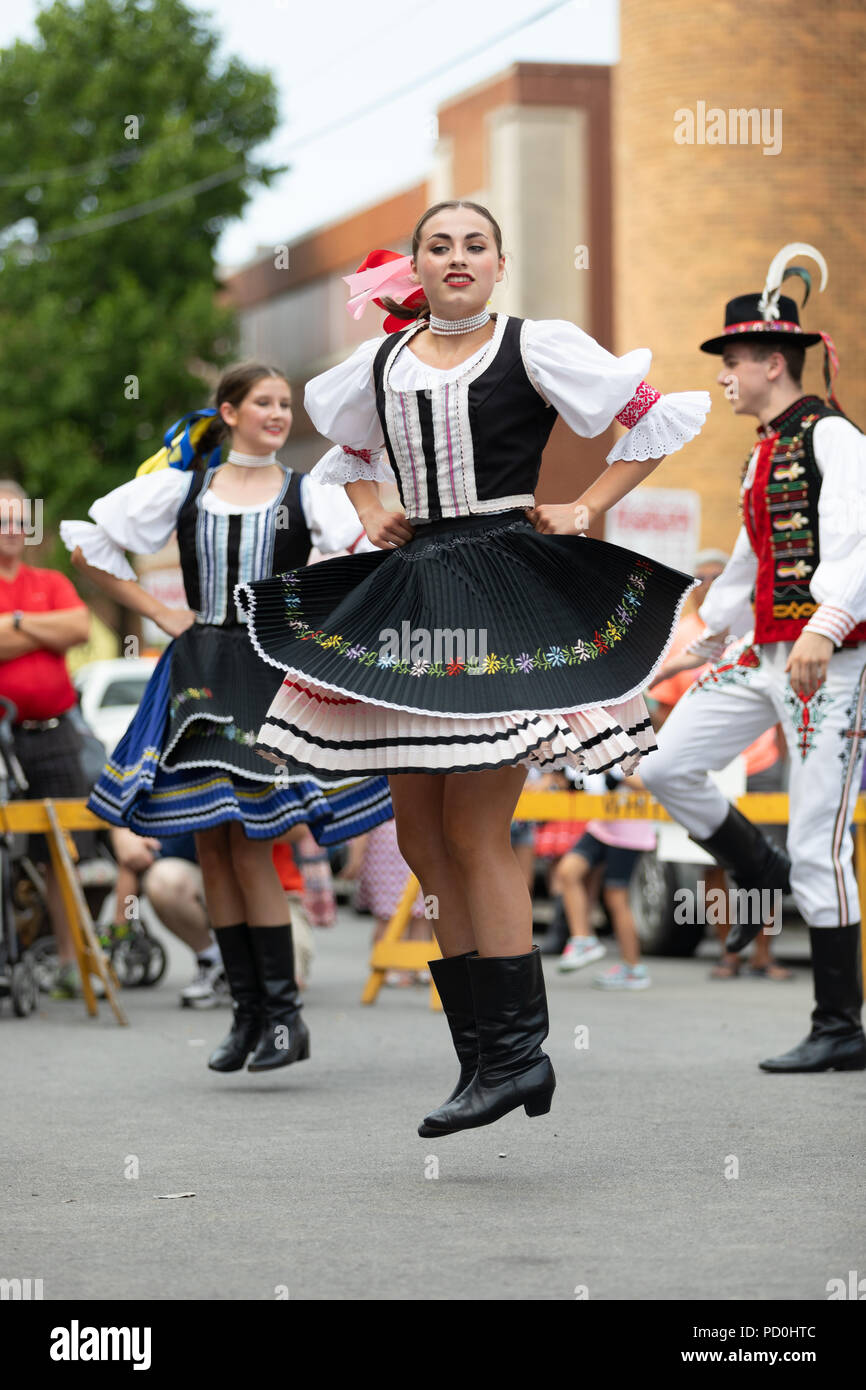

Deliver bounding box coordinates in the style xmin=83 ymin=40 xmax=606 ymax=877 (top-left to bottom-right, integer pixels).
xmin=226 ymin=449 xmax=279 ymax=469
xmin=429 ymin=309 xmax=491 ymax=335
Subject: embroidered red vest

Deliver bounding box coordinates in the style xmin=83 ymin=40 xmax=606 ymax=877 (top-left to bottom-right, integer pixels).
xmin=741 ymin=396 xmax=866 ymax=646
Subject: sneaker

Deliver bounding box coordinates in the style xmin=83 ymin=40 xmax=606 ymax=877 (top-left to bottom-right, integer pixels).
xmin=557 ymin=937 xmax=606 ymax=972
xmin=49 ymin=962 xmax=105 ymax=999
xmin=179 ymin=958 xmax=229 ymax=1008
xmin=50 ymin=962 xmax=79 ymax=999
xmin=593 ymin=963 xmax=651 ymax=990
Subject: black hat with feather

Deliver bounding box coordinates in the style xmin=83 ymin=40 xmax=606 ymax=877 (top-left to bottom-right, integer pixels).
xmin=699 ymin=243 xmax=841 ymax=407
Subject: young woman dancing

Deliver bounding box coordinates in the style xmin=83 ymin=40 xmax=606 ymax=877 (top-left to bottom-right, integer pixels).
xmin=61 ymin=363 xmax=392 ymax=1075
xmin=237 ymin=203 xmax=709 ymax=1133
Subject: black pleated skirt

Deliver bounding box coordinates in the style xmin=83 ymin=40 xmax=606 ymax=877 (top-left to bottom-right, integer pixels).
xmin=236 ymin=511 xmax=696 ymax=777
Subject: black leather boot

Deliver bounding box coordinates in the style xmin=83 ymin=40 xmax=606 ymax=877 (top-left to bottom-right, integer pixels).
xmin=760 ymin=923 xmax=866 ymax=1072
xmin=246 ymin=925 xmax=310 ymax=1072
xmin=418 ymin=947 xmax=555 ymax=1136
xmin=423 ymin=952 xmax=478 ymax=1116
xmin=690 ymin=804 xmax=791 ymax=953
xmin=207 ymin=925 xmax=262 ymax=1072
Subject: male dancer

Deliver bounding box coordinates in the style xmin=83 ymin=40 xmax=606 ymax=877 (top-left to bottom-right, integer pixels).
xmin=641 ymin=243 xmax=866 ymax=1072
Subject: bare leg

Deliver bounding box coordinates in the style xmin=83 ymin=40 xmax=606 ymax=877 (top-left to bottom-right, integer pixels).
xmin=442 ymin=765 xmax=531 ymax=957
xmin=512 ymin=841 xmax=536 ymax=889
xmin=194 ymin=826 xmax=246 ymax=927
xmin=228 ymin=821 xmax=291 ymax=926
xmin=44 ymin=866 xmax=75 ymax=964
xmin=112 ymin=864 xmax=140 ymax=930
xmin=555 ymin=851 xmax=593 ymax=940
xmin=142 ymin=858 xmax=211 ymax=954
xmin=707 ymin=864 xmax=741 ymax=976
xmin=389 ymin=773 xmax=475 ymax=957
xmin=603 ymin=884 xmax=641 ymax=967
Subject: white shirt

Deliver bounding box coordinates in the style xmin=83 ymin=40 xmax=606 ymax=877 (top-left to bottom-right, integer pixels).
xmin=59 ymin=466 xmax=373 ymax=582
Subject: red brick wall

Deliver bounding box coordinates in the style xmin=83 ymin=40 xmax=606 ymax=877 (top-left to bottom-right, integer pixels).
xmin=614 ymin=0 xmax=866 ymax=551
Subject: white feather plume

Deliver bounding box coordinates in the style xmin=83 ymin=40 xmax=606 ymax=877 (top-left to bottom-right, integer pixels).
xmin=758 ymin=243 xmax=828 ymax=321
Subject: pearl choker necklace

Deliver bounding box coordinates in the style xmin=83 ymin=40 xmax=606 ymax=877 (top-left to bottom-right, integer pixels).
xmin=429 ymin=309 xmax=491 ymax=335
xmin=226 ymin=448 xmax=278 ymax=469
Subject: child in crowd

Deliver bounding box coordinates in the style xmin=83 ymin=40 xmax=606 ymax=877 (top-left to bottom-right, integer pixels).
xmin=557 ymin=770 xmax=656 ymax=989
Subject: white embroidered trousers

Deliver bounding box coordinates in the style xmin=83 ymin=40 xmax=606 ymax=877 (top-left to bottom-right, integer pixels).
xmin=640 ymin=635 xmax=866 ymax=927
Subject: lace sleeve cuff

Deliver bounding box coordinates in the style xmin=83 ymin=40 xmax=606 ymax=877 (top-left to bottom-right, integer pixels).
xmin=606 ymin=390 xmax=712 ymax=464
xmin=59 ymin=520 xmax=137 ymax=582
xmin=310 ymin=444 xmax=393 ymax=486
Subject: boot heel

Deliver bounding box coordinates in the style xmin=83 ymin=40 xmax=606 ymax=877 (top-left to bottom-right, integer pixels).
xmin=299 ymin=1036 xmax=310 ymax=1061
xmin=524 ymin=1093 xmax=553 ymax=1117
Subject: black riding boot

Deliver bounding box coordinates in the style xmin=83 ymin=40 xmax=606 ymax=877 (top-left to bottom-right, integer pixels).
xmin=246 ymin=925 xmax=310 ymax=1072
xmin=207 ymin=925 xmax=262 ymax=1072
xmin=690 ymin=804 xmax=791 ymax=953
xmin=418 ymin=947 xmax=555 ymax=1137
xmin=760 ymin=923 xmax=866 ymax=1072
xmin=423 ymin=952 xmax=479 ymax=1116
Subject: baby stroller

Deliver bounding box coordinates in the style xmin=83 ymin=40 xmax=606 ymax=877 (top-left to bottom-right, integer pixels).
xmin=0 ymin=697 xmax=38 ymax=1016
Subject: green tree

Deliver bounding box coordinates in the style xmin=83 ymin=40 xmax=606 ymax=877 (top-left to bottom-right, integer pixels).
xmin=0 ymin=0 xmax=283 ymax=539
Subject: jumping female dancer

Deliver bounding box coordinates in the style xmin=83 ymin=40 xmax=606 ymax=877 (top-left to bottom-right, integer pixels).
xmin=61 ymin=363 xmax=392 ymax=1075
xmin=237 ymin=203 xmax=710 ymax=1133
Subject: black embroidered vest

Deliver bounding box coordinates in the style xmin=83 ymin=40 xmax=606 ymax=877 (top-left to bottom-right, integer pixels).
xmin=371 ymin=314 xmax=557 ymax=522
xmin=177 ymin=468 xmax=310 ymax=624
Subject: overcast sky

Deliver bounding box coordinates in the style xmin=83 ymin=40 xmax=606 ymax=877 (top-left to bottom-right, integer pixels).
xmin=2 ymin=0 xmax=618 ymax=269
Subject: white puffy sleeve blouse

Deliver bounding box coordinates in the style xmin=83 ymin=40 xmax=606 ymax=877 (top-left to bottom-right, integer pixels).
xmin=304 ymin=317 xmax=711 ymax=485
xmin=59 ymin=470 xmax=192 ymax=581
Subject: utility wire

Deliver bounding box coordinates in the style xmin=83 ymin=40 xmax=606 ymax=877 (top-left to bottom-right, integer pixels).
xmin=3 ymin=0 xmax=577 ymax=250
xmin=34 ymin=163 xmax=249 ymax=245
xmin=0 ymin=103 xmax=271 ymax=189
xmin=268 ymin=0 xmax=577 ymax=156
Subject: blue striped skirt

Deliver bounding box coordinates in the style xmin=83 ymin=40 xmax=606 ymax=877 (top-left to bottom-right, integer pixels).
xmin=88 ymin=628 xmax=393 ymax=845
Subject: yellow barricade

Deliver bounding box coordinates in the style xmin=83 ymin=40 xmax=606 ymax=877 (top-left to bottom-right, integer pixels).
xmin=362 ymin=792 xmax=866 ymax=1009
xmin=9 ymin=794 xmax=863 ymax=1022
xmin=0 ymin=799 xmax=126 ymax=1025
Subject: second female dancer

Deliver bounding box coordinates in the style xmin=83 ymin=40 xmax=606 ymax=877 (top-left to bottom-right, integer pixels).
xmin=237 ymin=202 xmax=710 ymax=1133
xmin=61 ymin=362 xmax=392 ymax=1076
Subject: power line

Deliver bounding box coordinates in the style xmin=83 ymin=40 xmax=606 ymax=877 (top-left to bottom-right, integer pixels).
xmin=288 ymin=0 xmax=438 ymax=97
xmin=0 ymin=147 xmax=139 ymax=189
xmin=3 ymin=0 xmax=578 ymax=252
xmin=268 ymin=0 xmax=577 ymax=157
xmin=2 ymin=0 xmax=576 ymax=189
xmin=0 ymin=102 xmax=270 ymax=190
xmin=35 ymin=164 xmax=249 ymax=245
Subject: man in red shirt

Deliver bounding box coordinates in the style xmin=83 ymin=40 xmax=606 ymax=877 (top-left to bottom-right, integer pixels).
xmin=0 ymin=481 xmax=90 ymax=994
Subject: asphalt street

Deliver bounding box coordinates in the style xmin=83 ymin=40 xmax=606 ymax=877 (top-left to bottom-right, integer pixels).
xmin=3 ymin=913 xmax=863 ymax=1302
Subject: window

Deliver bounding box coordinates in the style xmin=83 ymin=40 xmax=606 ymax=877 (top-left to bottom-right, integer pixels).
xmin=99 ymin=678 xmax=150 ymax=709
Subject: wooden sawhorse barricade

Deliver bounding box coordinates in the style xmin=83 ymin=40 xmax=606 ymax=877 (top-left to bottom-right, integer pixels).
xmin=0 ymin=798 xmax=126 ymax=1024
xmin=361 ymin=790 xmax=866 ymax=1009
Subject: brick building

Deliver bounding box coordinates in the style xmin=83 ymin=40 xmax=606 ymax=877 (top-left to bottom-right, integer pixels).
xmin=613 ymin=0 xmax=866 ymax=547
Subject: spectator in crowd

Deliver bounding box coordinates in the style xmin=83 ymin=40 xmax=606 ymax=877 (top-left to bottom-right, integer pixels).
xmin=0 ymin=480 xmax=91 ymax=997
xmin=108 ymin=825 xmax=316 ymax=999
xmin=556 ymin=770 xmax=656 ymax=989
xmin=648 ymin=549 xmax=792 ymax=981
